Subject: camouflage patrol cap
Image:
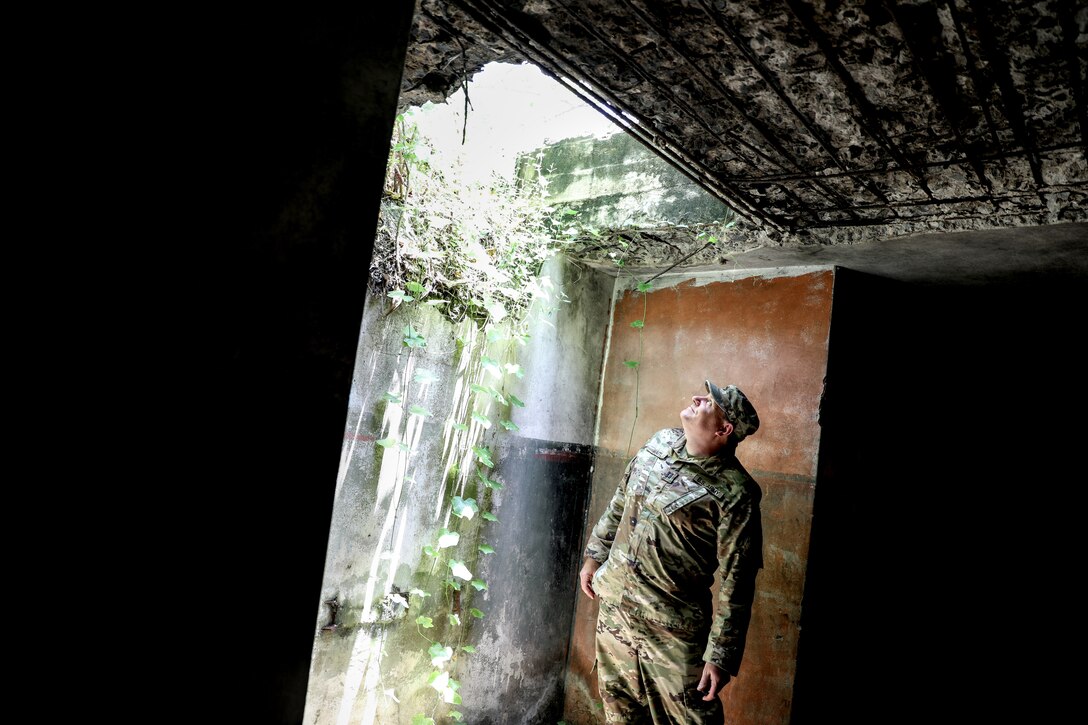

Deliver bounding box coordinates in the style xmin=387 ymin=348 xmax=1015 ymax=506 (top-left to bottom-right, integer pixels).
xmin=705 ymin=380 xmax=760 ymax=441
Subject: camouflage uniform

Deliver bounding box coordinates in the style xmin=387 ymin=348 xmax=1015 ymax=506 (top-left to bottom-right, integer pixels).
xmin=585 ymin=425 xmax=763 ymax=724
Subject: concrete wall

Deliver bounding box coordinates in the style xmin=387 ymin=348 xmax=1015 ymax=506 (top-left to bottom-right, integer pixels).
xmin=519 ymin=131 xmax=731 ymax=229
xmin=564 ymin=267 xmax=837 ymax=725
xmin=304 ymin=256 xmax=613 ymax=724
xmin=151 ymin=7 xmax=418 ymax=724
xmin=788 ymin=267 xmax=1085 ymax=724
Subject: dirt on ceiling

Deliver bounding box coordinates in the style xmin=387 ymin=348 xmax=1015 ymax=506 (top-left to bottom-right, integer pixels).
xmin=398 ymin=0 xmax=1087 ymax=274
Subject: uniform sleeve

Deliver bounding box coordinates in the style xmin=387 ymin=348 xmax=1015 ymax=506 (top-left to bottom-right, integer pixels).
xmin=582 ymin=455 xmax=635 ymax=563
xmin=703 ymin=492 xmax=763 ymax=674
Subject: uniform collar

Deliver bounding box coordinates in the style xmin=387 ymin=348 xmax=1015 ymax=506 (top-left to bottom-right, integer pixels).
xmin=671 ymin=432 xmax=735 ymax=475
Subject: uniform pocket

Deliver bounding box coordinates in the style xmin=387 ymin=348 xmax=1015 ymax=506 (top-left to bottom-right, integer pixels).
xmin=591 ymin=560 xmax=617 ymax=601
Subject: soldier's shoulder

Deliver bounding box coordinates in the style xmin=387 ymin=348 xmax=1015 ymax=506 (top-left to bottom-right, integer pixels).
xmin=643 ymin=428 xmax=683 ymax=455
xmin=709 ymin=461 xmax=762 ymax=506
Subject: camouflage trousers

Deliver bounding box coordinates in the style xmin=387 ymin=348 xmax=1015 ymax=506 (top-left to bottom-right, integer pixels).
xmin=595 ymin=600 xmax=723 ymax=724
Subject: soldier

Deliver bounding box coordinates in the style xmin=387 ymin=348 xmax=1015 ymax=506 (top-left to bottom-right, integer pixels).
xmin=578 ymin=380 xmax=763 ymax=724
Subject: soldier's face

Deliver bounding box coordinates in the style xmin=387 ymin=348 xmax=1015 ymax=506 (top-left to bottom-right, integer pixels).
xmin=681 ymin=395 xmax=726 ymax=442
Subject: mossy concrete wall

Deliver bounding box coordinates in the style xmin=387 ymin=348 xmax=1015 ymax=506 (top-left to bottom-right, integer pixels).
xmin=303 ymin=256 xmax=612 ymax=725
xmin=519 ymin=131 xmax=732 ymax=229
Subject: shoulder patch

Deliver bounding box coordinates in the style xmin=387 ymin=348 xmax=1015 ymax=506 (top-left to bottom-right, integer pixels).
xmin=643 ymin=428 xmax=682 ymax=459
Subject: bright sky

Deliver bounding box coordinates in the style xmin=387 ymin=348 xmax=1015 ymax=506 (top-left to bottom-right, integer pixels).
xmin=406 ymin=62 xmax=621 ymax=186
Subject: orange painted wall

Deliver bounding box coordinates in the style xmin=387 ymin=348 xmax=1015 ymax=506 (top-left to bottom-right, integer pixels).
xmin=565 ymin=269 xmax=835 ymax=725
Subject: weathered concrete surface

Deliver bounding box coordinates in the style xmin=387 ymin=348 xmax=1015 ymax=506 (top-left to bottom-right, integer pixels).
xmin=511 ymin=255 xmax=613 ymax=445
xmin=400 ymin=1 xmax=1087 ymax=249
xmin=154 ymin=6 xmax=418 ymax=725
xmin=788 ymin=268 xmax=1085 ymax=723
xmin=566 ymin=268 xmax=836 ymax=725
xmin=455 ymin=438 xmax=594 ymax=724
xmin=519 ymin=131 xmax=732 ymax=230
xmin=304 ymin=254 xmax=610 ymax=724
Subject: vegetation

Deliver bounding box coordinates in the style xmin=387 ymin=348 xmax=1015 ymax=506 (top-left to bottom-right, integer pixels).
xmin=357 ymin=107 xmax=738 ymax=723
xmin=366 ymin=111 xmax=571 ymax=724
xmin=371 ymin=113 xmax=574 ymax=327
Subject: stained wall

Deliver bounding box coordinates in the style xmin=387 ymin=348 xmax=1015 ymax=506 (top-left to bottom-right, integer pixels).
xmin=303 ymin=256 xmax=612 ymax=725
xmin=565 ymin=267 xmax=837 ymax=724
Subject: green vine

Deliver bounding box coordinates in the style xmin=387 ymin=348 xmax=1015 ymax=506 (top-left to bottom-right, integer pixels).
xmin=364 ymin=110 xmax=567 ymax=724
xmin=372 ymin=112 xmax=575 ymax=329
xmin=365 ymin=108 xmax=737 ymax=724
xmin=623 ymin=280 xmax=652 ymax=457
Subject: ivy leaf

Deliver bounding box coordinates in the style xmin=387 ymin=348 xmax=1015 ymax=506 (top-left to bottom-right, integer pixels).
xmin=452 ymin=422 xmax=469 ymax=432
xmin=469 ymin=608 xmax=485 ymax=619
xmin=375 ymin=437 xmax=396 ymax=448
xmin=500 ymin=419 xmax=519 ymax=431
xmin=406 ymin=281 xmax=425 ymax=294
xmin=452 ymin=496 xmax=479 ymax=520
xmin=485 ymin=300 xmax=508 ymax=322
xmin=411 ymin=715 xmax=435 ymax=725
xmin=486 ymin=327 xmax=508 ymax=343
xmin=470 ymin=579 xmax=488 ymax=591
xmin=416 ymin=616 xmax=434 ymax=628
xmin=508 ymin=394 xmax=526 ymax=408
xmin=449 ymin=711 xmax=464 ymax=722
xmin=409 ymin=588 xmax=430 ymax=599
xmin=445 ymin=577 xmax=462 ymax=591
xmin=482 ymin=512 xmax=499 ymax=522
xmin=428 ymin=670 xmax=449 ymax=693
xmin=388 ymin=290 xmax=414 ymax=303
xmin=461 ymin=645 xmax=477 ymax=653
xmin=437 ymin=529 xmax=460 ymax=548
xmin=637 ymin=281 xmax=653 ymax=293
xmin=504 ymin=363 xmax=524 ymax=378
xmin=471 ymin=411 xmax=492 ymax=429
xmin=428 ymin=643 xmax=453 ymax=666
xmin=488 ymin=386 xmax=508 ymax=405
xmin=623 ymin=360 xmax=640 ymax=368
xmin=396 ymin=441 xmax=410 ymax=452
xmin=470 ymin=383 xmax=491 ymax=396
xmin=408 ymin=404 xmax=433 ymax=418
xmin=383 ymin=391 xmax=402 ymax=403
xmin=476 ymin=469 xmax=503 ymax=490
xmin=449 ymin=560 xmax=473 ymax=580
xmin=413 ymin=369 xmax=438 ymax=385
xmin=478 ymin=543 xmax=495 ymax=554
xmin=481 ymin=356 xmax=502 ymax=378
xmin=448 ymin=613 xmax=461 ymax=626
xmin=403 ymin=324 xmax=427 ymax=348
xmin=423 ymin=545 xmax=437 ymax=557
xmin=630 ymin=320 xmax=644 ymax=328
xmin=472 ymin=446 xmax=494 ymax=467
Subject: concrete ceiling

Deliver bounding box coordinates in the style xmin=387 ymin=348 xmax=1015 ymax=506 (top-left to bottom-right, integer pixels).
xmin=398 ymin=0 xmax=1087 ymax=283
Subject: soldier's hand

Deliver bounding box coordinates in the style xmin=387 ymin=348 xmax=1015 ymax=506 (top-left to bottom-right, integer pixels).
xmin=697 ymin=661 xmax=730 ymax=701
xmin=578 ymin=558 xmax=601 ymax=599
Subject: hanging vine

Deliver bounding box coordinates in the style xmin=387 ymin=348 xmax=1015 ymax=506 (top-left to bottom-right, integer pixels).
xmin=361 ymin=111 xmax=570 ymax=724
